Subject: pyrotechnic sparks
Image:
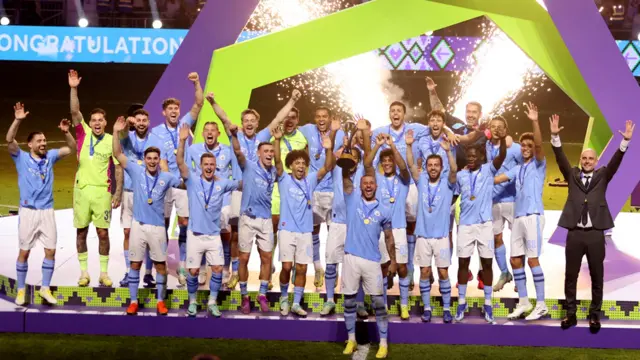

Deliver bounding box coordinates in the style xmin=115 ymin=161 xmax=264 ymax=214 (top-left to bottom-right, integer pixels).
xmin=247 ymin=0 xmax=402 ymax=128
xmin=449 ymin=23 xmax=547 ymax=122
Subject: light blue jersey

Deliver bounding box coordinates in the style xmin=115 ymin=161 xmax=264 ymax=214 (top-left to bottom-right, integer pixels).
xmin=278 ymin=172 xmax=320 ymax=233
xmin=185 ymin=173 xmax=239 ymax=235
xmin=486 ymin=141 xmax=523 ymax=203
xmin=187 ymin=142 xmax=234 ymax=206
xmin=344 ymin=187 xmax=393 ymax=263
xmin=231 ymin=129 xmax=272 ymax=181
xmin=121 ymin=131 xmax=165 ymax=191
xmin=506 ymin=158 xmax=546 ymax=218
xmin=331 ymin=165 xmax=364 ymax=224
xmin=415 ymin=173 xmax=455 ymax=239
xmin=375 ymin=173 xmax=409 ymax=229
xmin=239 ymin=161 xmax=278 ymax=219
xmin=125 ymin=163 xmax=180 ymax=227
xmin=151 ymin=113 xmax=195 ymax=178
xmin=458 ymin=163 xmax=498 ymax=226
xmin=299 ymin=124 xmax=344 ymax=193
xmin=417 ymin=134 xmax=455 ymax=179
xmin=12 ymin=149 xmax=60 ymax=209
xmin=370 ymin=123 xmax=430 ymax=178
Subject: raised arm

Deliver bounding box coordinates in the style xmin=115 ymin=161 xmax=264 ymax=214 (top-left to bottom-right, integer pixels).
xmin=365 ymin=133 xmax=385 ymax=176
xmin=405 ymin=130 xmax=420 ymax=183
xmin=549 ymin=114 xmax=571 ymax=181
xmin=441 ymin=139 xmax=457 ymax=184
xmin=525 ymin=102 xmax=544 ymax=161
xmin=224 ymin=123 xmax=246 ymax=169
xmin=492 ymin=132 xmax=508 ymax=171
xmin=57 ymin=119 xmax=76 ymax=158
xmin=206 ymin=92 xmax=233 ymax=130
xmin=187 ymin=72 xmax=204 ymax=121
xmin=606 ymin=120 xmax=635 ymax=181
xmin=6 ymin=102 xmax=29 ymax=156
xmin=272 ymin=127 xmax=284 ymax=177
xmin=68 ymin=70 xmax=83 ymax=125
xmin=267 ymin=89 xmax=301 ymax=133
xmin=112 ymin=116 xmax=128 ymax=167
xmin=342 ymin=167 xmax=354 ymax=195
xmin=426 ymin=77 xmax=444 ymax=111
xmin=317 ymin=118 xmax=340 ymax=181
xmin=386 ymin=136 xmax=410 ymax=183
xmin=176 ymin=124 xmax=191 ymax=179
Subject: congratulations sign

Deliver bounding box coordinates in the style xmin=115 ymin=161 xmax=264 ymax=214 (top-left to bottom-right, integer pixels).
xmin=0 ymin=26 xmax=186 ymax=63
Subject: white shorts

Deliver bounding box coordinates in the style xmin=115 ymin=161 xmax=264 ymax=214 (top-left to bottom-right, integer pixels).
xmin=220 ymin=205 xmax=231 ymax=232
xmin=312 ymin=191 xmax=333 ymax=225
xmin=326 ymin=223 xmax=347 ymax=264
xmin=457 ymin=221 xmax=494 ymax=259
xmin=238 ymin=215 xmax=274 ymax=253
xmin=492 ymin=202 xmax=514 ymax=235
xmin=120 ymin=191 xmax=134 ymax=229
xmin=511 ymin=214 xmax=545 ymax=258
xmin=415 ymin=237 xmax=451 ymax=268
xmin=164 ymin=187 xmax=189 ymax=218
xmin=278 ymin=230 xmax=313 ymax=264
xmin=342 ymin=254 xmax=384 ymax=296
xmin=379 ymin=228 xmax=408 ymax=264
xmin=186 ymin=230 xmax=224 ymax=268
xmin=18 ymin=207 xmax=57 ymax=251
xmin=129 ymin=220 xmax=167 ymax=262
xmin=229 ymin=190 xmax=242 ymax=225
xmin=405 ymin=183 xmax=418 ymax=222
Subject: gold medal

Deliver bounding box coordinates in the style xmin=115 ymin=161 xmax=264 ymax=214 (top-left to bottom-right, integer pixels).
xmin=315 ymin=154 xmax=320 ymax=160
xmin=137 ymin=160 xmax=143 ymax=165
xmin=389 ymin=197 xmax=395 ymax=203
xmin=428 ymin=207 xmax=432 ymax=213
xmin=40 ymin=174 xmax=45 ymax=180
xmin=364 ymin=218 xmax=370 ymax=225
xmin=147 ymin=198 xmax=153 ymax=204
xmin=173 ymin=149 xmax=178 ymax=155
xmin=470 ymin=195 xmax=476 ymax=201
xmin=205 ymin=204 xmax=208 ymax=210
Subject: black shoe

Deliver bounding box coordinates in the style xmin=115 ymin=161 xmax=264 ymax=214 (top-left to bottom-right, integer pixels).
xmin=561 ymin=314 xmax=577 ymax=330
xmin=589 ymin=313 xmax=601 ymax=334
xmin=143 ymin=274 xmax=156 ymax=288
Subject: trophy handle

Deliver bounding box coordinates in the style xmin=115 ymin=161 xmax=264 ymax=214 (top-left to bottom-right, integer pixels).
xmin=337 ymin=126 xmax=360 ymax=169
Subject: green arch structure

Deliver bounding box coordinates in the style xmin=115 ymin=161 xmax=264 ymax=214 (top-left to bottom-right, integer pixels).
xmin=194 ymin=0 xmax=609 ymax=155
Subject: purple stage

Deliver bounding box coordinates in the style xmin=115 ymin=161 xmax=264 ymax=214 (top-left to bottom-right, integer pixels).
xmin=2 ymin=296 xmax=640 ymax=349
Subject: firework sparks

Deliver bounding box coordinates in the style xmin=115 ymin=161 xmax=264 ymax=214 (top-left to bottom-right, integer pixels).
xmin=449 ymin=23 xmax=547 ymax=122
xmin=247 ymin=0 xmax=403 ymax=128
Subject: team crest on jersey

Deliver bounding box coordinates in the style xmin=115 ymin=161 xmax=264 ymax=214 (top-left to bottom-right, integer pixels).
xmin=216 ymin=186 xmax=221 ymax=191
xmin=159 ymin=180 xmax=166 ymax=186
xmin=374 ymin=210 xmax=381 ymax=216
xmin=219 ymin=155 xmax=225 ymax=161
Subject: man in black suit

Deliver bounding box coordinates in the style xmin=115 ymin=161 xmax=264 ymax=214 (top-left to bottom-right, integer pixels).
xmin=550 ymin=115 xmax=634 ymax=333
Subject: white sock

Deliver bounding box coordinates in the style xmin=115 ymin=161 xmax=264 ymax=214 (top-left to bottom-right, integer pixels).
xmin=348 ymin=333 xmax=356 ymax=342
xmin=380 ymin=338 xmax=388 ymax=347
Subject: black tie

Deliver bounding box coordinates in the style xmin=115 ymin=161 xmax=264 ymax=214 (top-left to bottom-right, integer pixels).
xmin=581 ymin=175 xmax=591 ymax=226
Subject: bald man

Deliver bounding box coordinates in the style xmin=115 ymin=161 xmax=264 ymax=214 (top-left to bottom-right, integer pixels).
xmin=551 ymin=115 xmax=634 ymax=334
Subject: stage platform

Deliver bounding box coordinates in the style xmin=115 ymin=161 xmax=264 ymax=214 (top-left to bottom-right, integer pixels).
xmin=2 ymin=298 xmax=640 ymax=349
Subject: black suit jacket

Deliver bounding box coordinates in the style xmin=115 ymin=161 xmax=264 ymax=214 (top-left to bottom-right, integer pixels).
xmin=552 ymin=144 xmax=625 ymax=230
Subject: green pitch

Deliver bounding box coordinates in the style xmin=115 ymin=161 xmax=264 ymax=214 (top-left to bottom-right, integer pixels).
xmin=0 ymin=333 xmax=639 ymax=360
xmin=0 ymin=143 xmax=634 ymax=216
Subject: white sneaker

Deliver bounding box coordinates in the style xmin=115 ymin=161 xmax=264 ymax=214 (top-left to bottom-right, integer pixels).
xmin=507 ymin=301 xmax=533 ymax=320
xmin=525 ymin=302 xmax=549 ymax=321
xmin=280 ymin=298 xmax=290 ymax=316
xmin=38 ymin=288 xmax=58 ymax=305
